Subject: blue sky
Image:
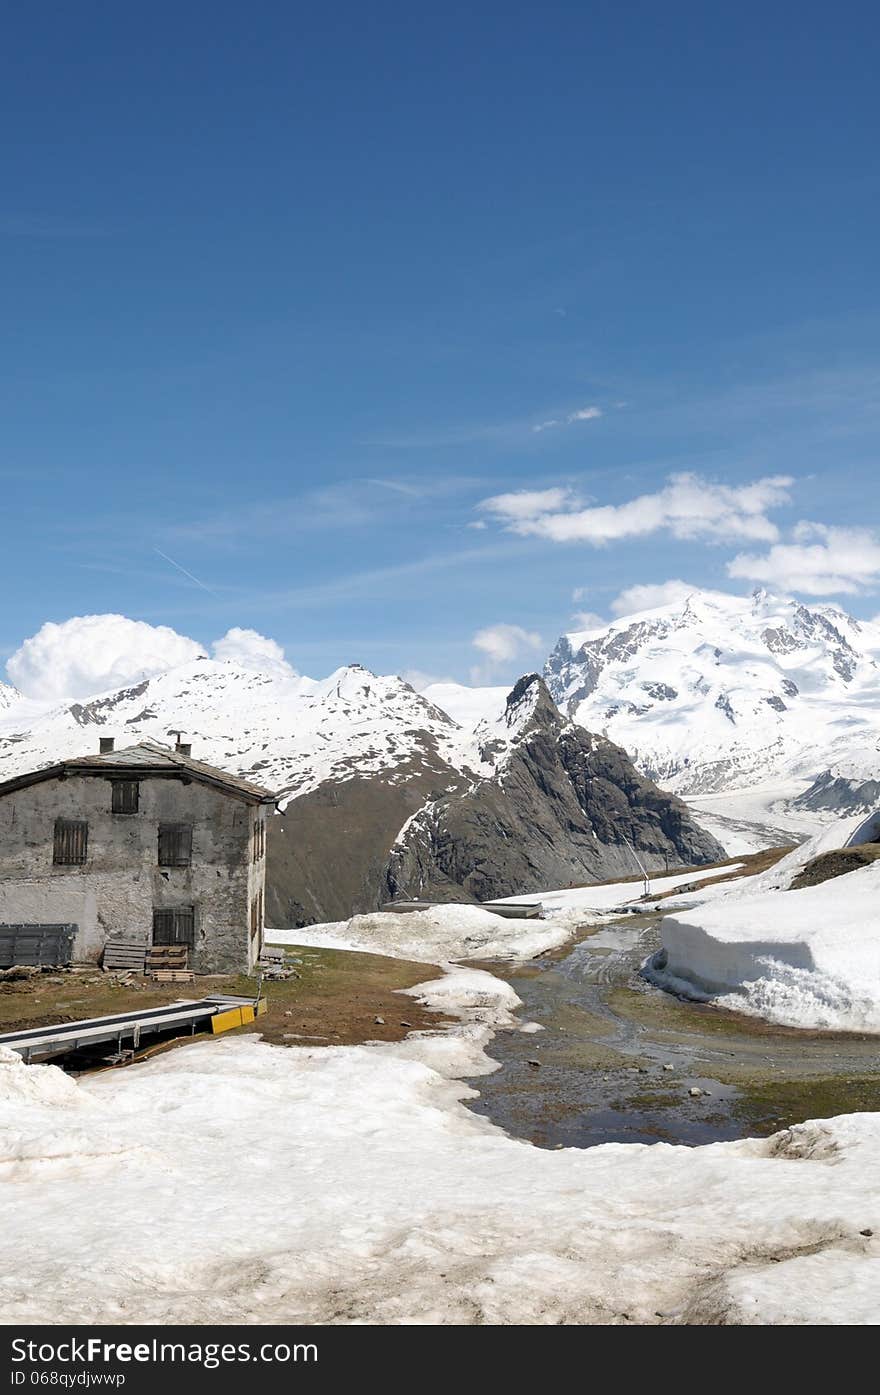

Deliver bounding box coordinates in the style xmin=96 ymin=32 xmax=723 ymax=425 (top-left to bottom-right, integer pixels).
xmin=2 ymin=2 xmax=879 ymax=688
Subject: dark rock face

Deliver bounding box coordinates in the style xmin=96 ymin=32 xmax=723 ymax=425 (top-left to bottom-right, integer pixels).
xmin=386 ymin=677 xmax=725 ymax=905
xmin=264 ymin=675 xmax=725 ymax=924
xmin=793 ymin=771 xmax=880 ymax=816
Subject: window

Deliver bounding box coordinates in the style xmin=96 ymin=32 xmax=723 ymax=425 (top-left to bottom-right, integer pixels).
xmin=152 ymin=906 xmax=195 ymax=947
xmin=249 ymin=887 xmax=263 ymax=943
xmin=111 ymin=780 xmax=139 ymax=815
xmin=253 ymin=816 xmax=266 ymax=863
xmin=53 ymin=819 xmax=88 ymax=865
xmin=158 ymin=823 xmax=193 ymax=867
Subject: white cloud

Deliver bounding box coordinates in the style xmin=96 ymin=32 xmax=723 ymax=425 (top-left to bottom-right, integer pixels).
xmin=472 ymin=623 xmax=543 ymax=664
xmin=609 ymin=579 xmax=698 ymax=617
xmin=400 ymin=668 xmax=454 ymax=692
xmin=478 ymin=486 xmax=579 ymax=522
xmin=532 ymin=406 xmax=602 ymax=433
xmin=470 ymin=623 xmax=543 ymax=682
xmin=7 ymin=615 xmax=206 ymax=700
xmin=211 ymin=627 xmax=295 ymax=678
xmin=479 ymin=473 xmax=793 ymax=546
xmin=728 ymin=524 xmax=880 ymax=596
xmin=570 ymin=610 xmax=606 ymax=631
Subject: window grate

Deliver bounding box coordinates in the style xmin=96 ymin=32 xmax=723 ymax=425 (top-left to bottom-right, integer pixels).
xmin=158 ymin=823 xmax=193 ymax=867
xmin=53 ymin=819 xmax=88 ymax=866
xmin=111 ymin=780 xmax=139 ymax=815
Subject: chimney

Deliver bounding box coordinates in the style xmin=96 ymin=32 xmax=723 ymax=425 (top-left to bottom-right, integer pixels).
xmin=176 ymin=741 xmax=192 ymax=757
xmin=99 ymin=737 xmax=115 ymax=754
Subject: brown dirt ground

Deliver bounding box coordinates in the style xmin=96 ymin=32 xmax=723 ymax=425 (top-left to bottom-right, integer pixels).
xmin=0 ymin=945 xmax=451 ymax=1063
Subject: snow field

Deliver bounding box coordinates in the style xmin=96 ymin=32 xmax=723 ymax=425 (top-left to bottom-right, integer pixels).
xmin=2 ymin=1017 xmax=880 ymax=1324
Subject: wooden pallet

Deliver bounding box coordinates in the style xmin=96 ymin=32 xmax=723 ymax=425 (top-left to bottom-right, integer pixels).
xmin=103 ymin=937 xmax=147 ymax=973
xmin=147 ymin=945 xmax=189 ymax=969
xmin=151 ymin=968 xmax=195 ymax=984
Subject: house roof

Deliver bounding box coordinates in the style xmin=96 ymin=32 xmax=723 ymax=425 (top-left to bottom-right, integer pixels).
xmin=0 ymin=741 xmax=277 ymax=806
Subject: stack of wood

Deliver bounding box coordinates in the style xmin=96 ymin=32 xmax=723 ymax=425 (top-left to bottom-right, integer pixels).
xmin=146 ymin=945 xmax=194 ymax=983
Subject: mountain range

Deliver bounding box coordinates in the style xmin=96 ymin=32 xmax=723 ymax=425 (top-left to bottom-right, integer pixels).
xmin=0 ymin=659 xmax=722 ymax=925
xmin=541 ymin=588 xmax=880 ymax=806
xmin=1 ymin=586 xmax=877 ymax=923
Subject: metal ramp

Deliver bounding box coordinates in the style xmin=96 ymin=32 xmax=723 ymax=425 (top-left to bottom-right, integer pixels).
xmin=0 ymin=995 xmax=261 ymax=1065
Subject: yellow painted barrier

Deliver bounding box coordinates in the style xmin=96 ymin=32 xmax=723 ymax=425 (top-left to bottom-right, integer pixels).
xmin=254 ymin=998 xmax=268 ymax=1017
xmin=211 ymin=1006 xmax=243 ymax=1033
xmin=211 ymin=1002 xmax=260 ymax=1033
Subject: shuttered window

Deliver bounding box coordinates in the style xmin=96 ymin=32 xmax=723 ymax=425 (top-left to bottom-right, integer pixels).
xmin=250 ymin=887 xmax=264 ymax=939
xmin=158 ymin=823 xmax=193 ymax=867
xmin=111 ymin=780 xmax=139 ymax=814
xmin=253 ymin=817 xmax=266 ymax=863
xmin=53 ymin=819 xmax=88 ymax=865
xmin=152 ymin=907 xmax=195 ymax=947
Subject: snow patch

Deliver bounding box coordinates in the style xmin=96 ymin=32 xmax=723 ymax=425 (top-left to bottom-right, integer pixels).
xmin=269 ymin=902 xmax=577 ymax=962
xmin=648 ymin=861 xmax=880 ymax=1032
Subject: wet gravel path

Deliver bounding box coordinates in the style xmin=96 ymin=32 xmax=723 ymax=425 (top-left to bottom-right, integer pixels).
xmin=465 ymin=914 xmax=880 ymax=1148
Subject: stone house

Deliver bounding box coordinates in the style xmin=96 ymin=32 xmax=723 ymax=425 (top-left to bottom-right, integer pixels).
xmin=0 ymin=739 xmax=276 ymax=973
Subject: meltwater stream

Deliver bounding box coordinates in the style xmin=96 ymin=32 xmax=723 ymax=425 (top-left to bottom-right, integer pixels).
xmin=465 ymin=914 xmax=880 ymax=1149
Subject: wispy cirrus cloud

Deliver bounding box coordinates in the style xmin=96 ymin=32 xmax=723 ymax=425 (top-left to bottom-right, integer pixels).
xmin=479 ymin=472 xmax=793 ymax=546
xmin=365 ymin=402 xmax=605 ymax=449
xmin=168 ymin=475 xmax=478 ymax=546
xmin=532 ymin=405 xmax=602 ymax=433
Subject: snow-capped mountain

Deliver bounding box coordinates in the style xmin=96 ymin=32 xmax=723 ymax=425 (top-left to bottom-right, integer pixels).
xmin=544 ymin=589 xmax=880 ymax=795
xmin=0 ymin=657 xmax=722 ymax=924
xmin=0 ymin=681 xmax=17 ymax=713
xmin=0 ymin=659 xmax=470 ymax=804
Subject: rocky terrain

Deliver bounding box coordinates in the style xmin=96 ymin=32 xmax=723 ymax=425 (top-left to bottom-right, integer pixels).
xmin=387 ymin=674 xmax=724 ymax=907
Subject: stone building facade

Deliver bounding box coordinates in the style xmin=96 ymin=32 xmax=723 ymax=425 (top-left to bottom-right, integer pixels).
xmin=0 ymin=740 xmax=276 ymax=973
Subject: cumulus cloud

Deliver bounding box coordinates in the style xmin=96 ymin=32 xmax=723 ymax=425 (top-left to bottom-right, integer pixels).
xmin=6 ymin=616 xmax=299 ymax=700
xmin=479 ymin=473 xmax=793 ymax=546
xmin=569 ymin=610 xmax=606 ymax=632
xmin=470 ymin=623 xmax=543 ymax=682
xmin=533 ymin=406 xmax=602 ymax=433
xmin=7 ymin=615 xmax=206 ymax=700
xmin=727 ymin=523 xmax=880 ymax=596
xmin=609 ymin=579 xmax=698 ymax=617
xmin=472 ymin=623 xmax=543 ymax=664
xmin=211 ymin=627 xmax=295 ymax=677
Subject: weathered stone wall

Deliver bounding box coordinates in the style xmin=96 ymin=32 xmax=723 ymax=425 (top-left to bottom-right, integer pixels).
xmin=0 ymin=774 xmax=263 ymax=972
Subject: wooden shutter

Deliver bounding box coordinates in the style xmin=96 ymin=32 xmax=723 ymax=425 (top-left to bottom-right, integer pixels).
xmin=158 ymin=824 xmax=193 ymax=867
xmin=250 ymin=886 xmax=264 ymax=939
xmin=253 ymin=817 xmax=266 ymax=863
xmin=53 ymin=819 xmax=88 ymax=865
xmin=111 ymin=780 xmax=139 ymax=814
xmin=152 ymin=907 xmax=195 ymax=946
